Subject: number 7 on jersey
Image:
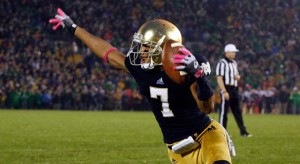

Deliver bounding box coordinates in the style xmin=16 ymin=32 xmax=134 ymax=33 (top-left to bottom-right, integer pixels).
xmin=150 ymin=87 xmax=174 ymax=117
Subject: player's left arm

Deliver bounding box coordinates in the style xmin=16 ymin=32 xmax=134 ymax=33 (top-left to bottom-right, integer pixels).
xmin=172 ymin=47 xmax=214 ymax=114
xmin=190 ymin=82 xmax=214 ymax=114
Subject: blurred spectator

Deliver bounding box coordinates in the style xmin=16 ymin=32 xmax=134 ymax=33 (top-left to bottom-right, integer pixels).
xmin=241 ymin=84 xmax=254 ymax=114
xmin=62 ymin=85 xmax=72 ymax=110
xmin=122 ymin=88 xmax=133 ymax=111
xmin=262 ymin=86 xmax=276 ymax=114
xmin=132 ymin=88 xmax=143 ymax=110
xmin=41 ymin=90 xmax=52 ymax=109
xmin=277 ymin=85 xmax=290 ymax=114
xmin=289 ymin=87 xmax=300 ymax=114
xmin=114 ymin=88 xmax=123 ymax=111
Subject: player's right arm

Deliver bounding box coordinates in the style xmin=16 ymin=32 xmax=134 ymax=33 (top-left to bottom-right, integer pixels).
xmin=74 ymin=27 xmax=127 ymax=71
xmin=49 ymin=8 xmax=128 ymax=72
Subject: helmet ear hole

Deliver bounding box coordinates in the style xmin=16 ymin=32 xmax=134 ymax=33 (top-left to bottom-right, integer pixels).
xmin=152 ymin=55 xmax=162 ymax=64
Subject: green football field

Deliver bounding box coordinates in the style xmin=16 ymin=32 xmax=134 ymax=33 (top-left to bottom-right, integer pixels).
xmin=0 ymin=110 xmax=299 ymax=164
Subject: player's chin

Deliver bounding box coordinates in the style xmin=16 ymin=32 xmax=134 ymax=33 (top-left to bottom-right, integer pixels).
xmin=141 ymin=59 xmax=148 ymax=64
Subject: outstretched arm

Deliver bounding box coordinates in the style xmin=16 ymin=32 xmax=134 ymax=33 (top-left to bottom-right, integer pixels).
xmin=49 ymin=8 xmax=128 ymax=72
xmin=74 ymin=27 xmax=127 ymax=71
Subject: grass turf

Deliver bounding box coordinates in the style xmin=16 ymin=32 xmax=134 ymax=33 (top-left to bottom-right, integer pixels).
xmin=0 ymin=110 xmax=299 ymax=164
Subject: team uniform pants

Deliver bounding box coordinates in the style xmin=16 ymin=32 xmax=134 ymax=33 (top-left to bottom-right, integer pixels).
xmin=167 ymin=120 xmax=232 ymax=164
xmin=219 ymin=86 xmax=247 ymax=134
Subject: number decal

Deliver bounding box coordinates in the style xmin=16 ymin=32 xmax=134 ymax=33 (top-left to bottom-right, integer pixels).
xmin=150 ymin=87 xmax=174 ymax=117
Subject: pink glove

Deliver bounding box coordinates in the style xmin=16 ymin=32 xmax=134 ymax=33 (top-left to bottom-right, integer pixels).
xmin=172 ymin=48 xmax=205 ymax=78
xmin=49 ymin=8 xmax=77 ymax=34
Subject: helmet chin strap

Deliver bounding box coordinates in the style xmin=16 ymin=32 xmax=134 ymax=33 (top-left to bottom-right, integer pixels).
xmin=141 ymin=58 xmax=155 ymax=70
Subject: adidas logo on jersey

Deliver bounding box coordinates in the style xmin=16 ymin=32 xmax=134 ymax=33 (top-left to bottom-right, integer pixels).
xmin=156 ymin=78 xmax=164 ymax=85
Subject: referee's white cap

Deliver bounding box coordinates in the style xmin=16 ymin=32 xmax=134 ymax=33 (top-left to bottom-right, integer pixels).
xmin=224 ymin=44 xmax=239 ymax=52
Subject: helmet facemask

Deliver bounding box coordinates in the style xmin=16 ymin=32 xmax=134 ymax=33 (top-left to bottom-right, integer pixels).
xmin=127 ymin=33 xmax=165 ymax=70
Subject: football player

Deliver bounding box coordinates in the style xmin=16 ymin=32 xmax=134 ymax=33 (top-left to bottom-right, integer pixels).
xmin=49 ymin=8 xmax=234 ymax=164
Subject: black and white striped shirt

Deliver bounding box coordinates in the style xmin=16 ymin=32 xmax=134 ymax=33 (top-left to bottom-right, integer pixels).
xmin=215 ymin=58 xmax=239 ymax=87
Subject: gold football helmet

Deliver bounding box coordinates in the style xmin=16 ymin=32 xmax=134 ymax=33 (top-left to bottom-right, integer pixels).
xmin=127 ymin=19 xmax=182 ymax=70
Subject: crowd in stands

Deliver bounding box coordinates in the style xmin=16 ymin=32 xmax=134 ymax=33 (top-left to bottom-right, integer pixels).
xmin=0 ymin=0 xmax=299 ymax=114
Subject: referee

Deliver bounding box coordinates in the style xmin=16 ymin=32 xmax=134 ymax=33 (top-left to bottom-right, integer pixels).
xmin=216 ymin=44 xmax=252 ymax=137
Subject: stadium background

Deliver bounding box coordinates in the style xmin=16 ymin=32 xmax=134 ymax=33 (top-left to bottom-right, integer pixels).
xmin=0 ymin=0 xmax=299 ymax=114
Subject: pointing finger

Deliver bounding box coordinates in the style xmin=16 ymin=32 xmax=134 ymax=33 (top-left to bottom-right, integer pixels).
xmin=57 ymin=8 xmax=65 ymax=17
xmin=173 ymin=54 xmax=185 ymax=60
xmin=49 ymin=18 xmax=61 ymax=23
xmin=178 ymin=48 xmax=191 ymax=56
xmin=53 ymin=22 xmax=62 ymax=30
xmin=172 ymin=59 xmax=184 ymax=63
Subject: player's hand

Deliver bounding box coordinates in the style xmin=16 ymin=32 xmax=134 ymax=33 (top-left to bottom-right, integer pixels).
xmin=172 ymin=48 xmax=207 ymax=78
xmin=49 ymin=8 xmax=77 ymax=35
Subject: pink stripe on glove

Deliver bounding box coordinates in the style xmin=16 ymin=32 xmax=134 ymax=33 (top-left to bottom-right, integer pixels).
xmin=172 ymin=54 xmax=186 ymax=63
xmin=178 ymin=47 xmax=191 ymax=56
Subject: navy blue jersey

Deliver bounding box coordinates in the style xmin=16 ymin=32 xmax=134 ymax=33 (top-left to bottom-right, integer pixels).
xmin=125 ymin=54 xmax=211 ymax=144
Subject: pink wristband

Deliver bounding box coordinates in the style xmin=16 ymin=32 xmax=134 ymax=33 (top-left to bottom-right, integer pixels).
xmin=104 ymin=47 xmax=117 ymax=63
xmin=194 ymin=69 xmax=204 ymax=78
